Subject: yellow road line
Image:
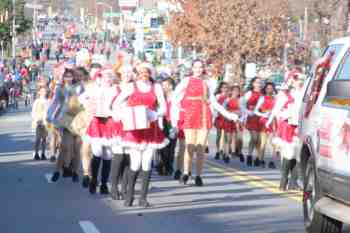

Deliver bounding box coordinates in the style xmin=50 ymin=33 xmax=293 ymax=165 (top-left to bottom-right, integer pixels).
xmin=206 ymin=160 xmax=302 ymax=203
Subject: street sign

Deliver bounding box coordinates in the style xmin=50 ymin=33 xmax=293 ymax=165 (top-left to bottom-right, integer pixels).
xmin=103 ymin=12 xmax=121 ymax=18
xmin=25 ymin=3 xmax=43 ymax=9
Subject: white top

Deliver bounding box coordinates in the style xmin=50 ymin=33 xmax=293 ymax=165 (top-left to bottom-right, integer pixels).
xmin=32 ymin=98 xmax=49 ymax=129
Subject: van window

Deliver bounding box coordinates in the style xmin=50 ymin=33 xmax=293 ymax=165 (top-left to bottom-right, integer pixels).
xmin=335 ymin=49 xmax=350 ymax=80
xmin=324 ymin=49 xmax=350 ymax=108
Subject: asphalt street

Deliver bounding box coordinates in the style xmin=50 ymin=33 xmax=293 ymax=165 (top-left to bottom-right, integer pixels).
xmin=1 ymin=105 xmax=350 ymax=233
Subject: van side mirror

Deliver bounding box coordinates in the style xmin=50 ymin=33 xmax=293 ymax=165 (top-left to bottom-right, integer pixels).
xmin=325 ymin=80 xmax=350 ymax=99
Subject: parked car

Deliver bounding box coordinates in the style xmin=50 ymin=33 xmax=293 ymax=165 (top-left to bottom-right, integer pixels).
xmin=299 ymin=37 xmax=350 ymax=233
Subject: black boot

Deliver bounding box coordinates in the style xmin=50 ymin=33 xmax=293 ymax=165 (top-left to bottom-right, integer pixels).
xmin=238 ymin=153 xmax=245 ymax=163
xmin=195 ymin=176 xmax=203 ymax=187
xmin=51 ymin=171 xmax=60 ymax=182
xmin=174 ymin=170 xmax=182 ymax=180
xmin=121 ymin=166 xmax=129 ymax=200
xmin=110 ymin=155 xmax=122 ymax=200
xmin=223 ymin=154 xmax=230 ymax=164
xmin=139 ymin=171 xmax=151 ymax=207
xmin=62 ymin=167 xmax=73 ymax=178
xmin=82 ymin=175 xmax=90 ymax=188
xmin=34 ymin=152 xmax=40 ymax=161
xmin=124 ymin=170 xmax=138 ymax=207
xmin=100 ymin=159 xmax=111 ymax=195
xmin=214 ymin=152 xmax=220 ymax=160
xmin=268 ymin=161 xmax=276 ymax=169
xmin=288 ymin=159 xmax=299 ymax=190
xmin=246 ymin=155 xmax=253 ymax=167
xmin=181 ymin=174 xmax=189 ymax=185
xmin=41 ymin=153 xmax=47 ymax=160
xmin=254 ymin=158 xmax=261 ymax=167
xmin=279 ymin=158 xmax=290 ymax=191
xmin=89 ymin=156 xmax=101 ymax=194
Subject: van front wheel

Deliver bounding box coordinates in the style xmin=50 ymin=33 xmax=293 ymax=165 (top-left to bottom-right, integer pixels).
xmin=303 ymin=157 xmax=343 ymax=233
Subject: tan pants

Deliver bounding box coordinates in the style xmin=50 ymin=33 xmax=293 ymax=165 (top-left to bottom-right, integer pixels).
xmin=224 ymin=132 xmax=238 ymax=155
xmin=216 ymin=129 xmax=225 ymax=153
xmin=176 ymin=138 xmax=185 ymax=172
xmin=56 ymin=129 xmax=81 ymax=173
xmin=81 ymin=141 xmax=92 ymax=176
xmin=248 ymin=130 xmax=261 ymax=156
xmin=50 ymin=128 xmax=60 ymax=157
xmin=184 ymin=129 xmax=209 ymax=176
xmin=258 ymin=132 xmax=276 ymax=160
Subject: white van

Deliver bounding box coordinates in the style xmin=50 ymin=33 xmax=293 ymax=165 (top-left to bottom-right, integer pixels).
xmin=299 ymin=37 xmax=350 ymax=233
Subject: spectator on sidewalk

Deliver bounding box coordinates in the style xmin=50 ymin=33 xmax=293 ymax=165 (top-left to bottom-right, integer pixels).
xmin=32 ymin=87 xmax=49 ymax=160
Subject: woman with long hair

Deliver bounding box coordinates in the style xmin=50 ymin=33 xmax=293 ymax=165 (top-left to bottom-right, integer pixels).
xmin=214 ymin=82 xmax=230 ymax=161
xmin=172 ymin=60 xmax=238 ymax=186
xmin=241 ymin=77 xmax=262 ymax=166
xmin=254 ymin=82 xmax=277 ymax=168
xmin=114 ymin=63 xmax=168 ymax=207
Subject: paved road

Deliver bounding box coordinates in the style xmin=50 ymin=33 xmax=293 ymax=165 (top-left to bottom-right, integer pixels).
xmin=0 ymin=106 xmax=349 ymax=233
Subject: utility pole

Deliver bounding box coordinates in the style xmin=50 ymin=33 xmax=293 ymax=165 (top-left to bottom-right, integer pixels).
xmin=12 ymin=0 xmax=16 ymax=60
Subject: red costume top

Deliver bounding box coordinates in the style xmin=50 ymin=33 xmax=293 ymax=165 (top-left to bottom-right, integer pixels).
xmin=215 ymin=94 xmax=228 ymax=130
xmin=121 ymin=83 xmax=167 ymax=149
xmin=224 ymin=98 xmax=240 ymax=133
xmin=259 ymin=95 xmax=275 ymax=133
xmin=245 ymin=91 xmax=262 ymax=131
xmin=181 ymin=77 xmax=212 ymax=130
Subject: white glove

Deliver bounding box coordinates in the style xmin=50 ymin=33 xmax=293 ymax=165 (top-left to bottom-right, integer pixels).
xmin=169 ymin=128 xmax=177 ymax=139
xmin=158 ymin=117 xmax=164 ymax=130
xmin=229 ymin=113 xmax=239 ymax=122
xmin=147 ymin=109 xmax=158 ymax=122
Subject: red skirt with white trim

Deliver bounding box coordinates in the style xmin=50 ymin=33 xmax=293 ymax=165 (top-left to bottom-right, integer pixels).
xmin=120 ymin=121 xmax=169 ymax=150
xmin=276 ymin=119 xmax=296 ymax=143
xmin=86 ymin=117 xmax=113 ymax=146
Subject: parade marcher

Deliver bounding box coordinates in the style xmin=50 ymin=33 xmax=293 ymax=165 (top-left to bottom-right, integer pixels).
xmin=172 ymin=60 xmax=239 ymax=186
xmin=109 ymin=64 xmax=134 ymax=200
xmin=72 ymin=66 xmax=93 ymax=188
xmin=266 ymin=71 xmax=305 ymax=190
xmin=214 ymin=82 xmax=230 ymax=161
xmin=114 ymin=62 xmax=168 ymax=207
xmin=223 ymin=85 xmax=241 ymax=163
xmin=241 ymin=77 xmax=262 ymax=166
xmin=32 ymin=87 xmax=49 ymax=160
xmin=80 ymin=69 xmax=117 ymax=194
xmin=254 ymin=82 xmax=277 ymax=168
xmin=156 ymin=77 xmax=178 ymax=176
xmin=48 ymin=68 xmax=83 ymax=183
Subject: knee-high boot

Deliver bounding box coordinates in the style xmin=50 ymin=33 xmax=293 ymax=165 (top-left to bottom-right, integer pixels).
xmin=89 ymin=156 xmax=101 ymax=194
xmin=288 ymin=159 xmax=299 ymax=190
xmin=279 ymin=158 xmax=290 ymax=191
xmin=124 ymin=170 xmax=138 ymax=207
xmin=100 ymin=159 xmax=111 ymax=194
xmin=139 ymin=171 xmax=151 ymax=207
xmin=110 ymin=155 xmax=123 ymax=200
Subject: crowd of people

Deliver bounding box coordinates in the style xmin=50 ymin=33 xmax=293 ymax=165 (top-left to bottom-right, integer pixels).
xmin=28 ymin=44 xmax=306 ymax=208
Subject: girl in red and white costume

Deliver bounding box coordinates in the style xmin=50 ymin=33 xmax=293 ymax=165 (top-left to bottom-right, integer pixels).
xmin=266 ymin=71 xmax=305 ymax=190
xmin=172 ymin=60 xmax=238 ymax=186
xmin=254 ymin=82 xmax=277 ymax=168
xmin=214 ymin=82 xmax=230 ymax=161
xmin=114 ymin=63 xmax=168 ymax=207
xmin=241 ymin=77 xmax=262 ymax=166
xmin=80 ymin=69 xmax=118 ymax=195
xmin=222 ymin=85 xmax=241 ymax=163
xmin=110 ymin=65 xmax=134 ymax=201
